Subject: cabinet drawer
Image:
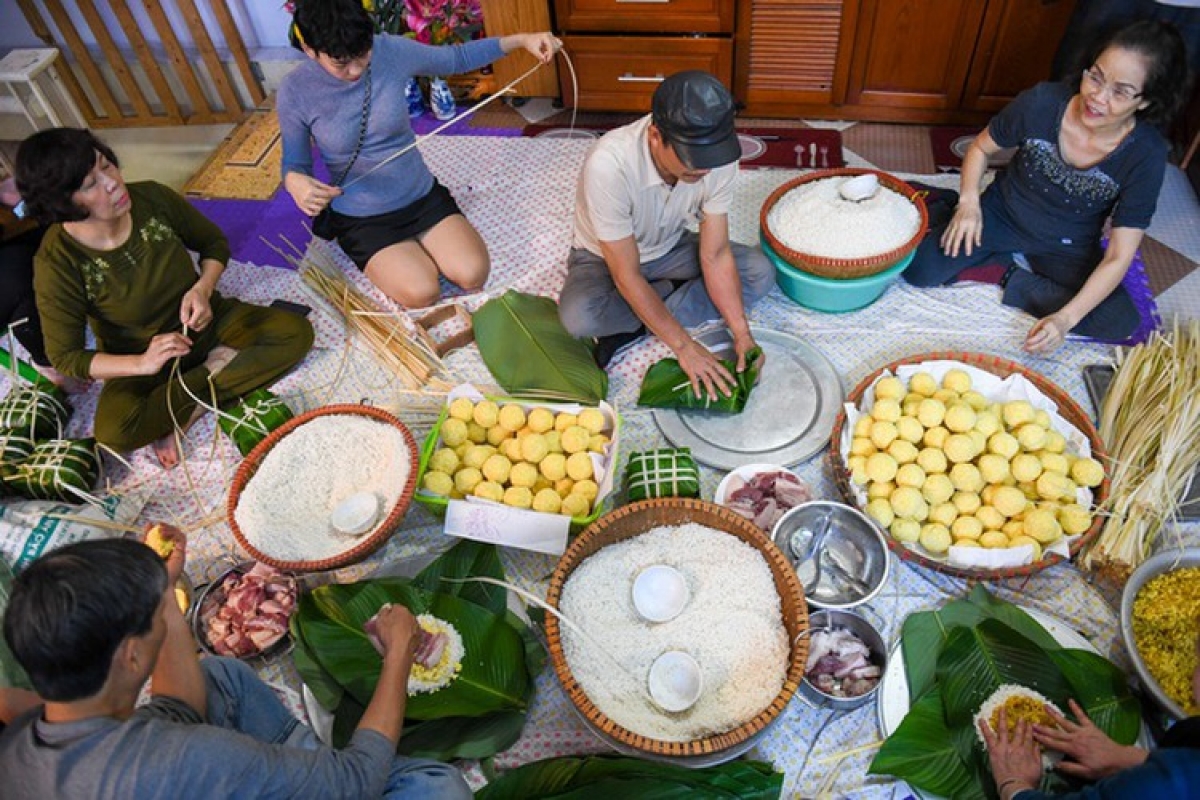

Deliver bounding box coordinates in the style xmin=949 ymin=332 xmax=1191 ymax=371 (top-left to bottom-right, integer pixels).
xmin=555 ymin=0 xmax=735 ymax=33
xmin=560 ymin=36 xmax=734 ymax=111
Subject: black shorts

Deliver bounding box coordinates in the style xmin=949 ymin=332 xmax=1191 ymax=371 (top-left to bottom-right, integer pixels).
xmin=327 ymin=181 xmax=462 ymax=269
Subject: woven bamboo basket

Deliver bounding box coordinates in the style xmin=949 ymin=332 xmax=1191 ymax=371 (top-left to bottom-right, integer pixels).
xmin=545 ymin=498 xmax=809 ymax=759
xmin=827 ymin=352 xmax=1110 ymax=581
xmin=760 ymin=168 xmax=929 ymax=280
xmin=227 ymin=404 xmax=419 ymax=572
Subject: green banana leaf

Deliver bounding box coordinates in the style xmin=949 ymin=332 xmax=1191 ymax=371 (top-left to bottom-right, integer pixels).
xmin=473 ymin=290 xmax=608 ymax=404
xmin=637 ymin=347 xmax=763 ymax=413
xmin=289 ymin=612 xmax=343 ymax=712
xmin=0 ymin=559 xmax=31 ymax=689
xmin=1048 ymin=648 xmax=1141 ymax=745
xmin=475 ymin=755 xmax=784 ymax=800
xmin=413 ymin=539 xmax=507 ymax=615
xmin=869 ymin=688 xmax=982 ymax=800
xmin=296 ymin=579 xmax=529 ymax=718
xmin=397 ymin=710 xmax=528 ymax=759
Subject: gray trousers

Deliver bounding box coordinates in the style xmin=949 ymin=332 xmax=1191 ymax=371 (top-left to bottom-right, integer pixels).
xmin=558 ymin=232 xmax=775 ymax=338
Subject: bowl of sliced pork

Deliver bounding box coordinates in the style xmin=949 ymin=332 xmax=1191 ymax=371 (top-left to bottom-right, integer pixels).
xmin=714 ymin=464 xmax=813 ymax=533
xmin=193 ymin=562 xmax=298 ymax=660
xmin=800 ymin=609 xmax=886 ymax=711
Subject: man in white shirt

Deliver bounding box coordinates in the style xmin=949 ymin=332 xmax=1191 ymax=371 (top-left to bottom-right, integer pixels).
xmin=559 ymin=71 xmax=774 ymax=400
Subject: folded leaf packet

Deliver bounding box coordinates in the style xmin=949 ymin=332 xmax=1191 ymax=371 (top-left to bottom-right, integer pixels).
xmin=4 ymin=437 xmax=99 ymax=501
xmin=625 ymin=448 xmax=701 ymax=502
xmin=637 ymin=347 xmax=762 ymax=413
xmin=220 ymin=388 xmax=293 ymax=456
xmin=0 ymin=384 xmax=70 ymax=440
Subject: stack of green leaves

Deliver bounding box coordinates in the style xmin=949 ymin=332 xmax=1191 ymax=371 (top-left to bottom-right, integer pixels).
xmin=290 ymin=540 xmax=544 ymax=761
xmin=624 ymin=448 xmax=701 ymax=502
xmin=218 ymin=388 xmax=294 ymax=456
xmin=638 ymin=347 xmax=763 ymax=413
xmin=0 ymin=384 xmax=70 ymax=440
xmin=476 ymin=755 xmax=784 ymax=799
xmin=4 ymin=438 xmax=99 ymax=502
xmin=869 ymin=586 xmax=1141 ymax=798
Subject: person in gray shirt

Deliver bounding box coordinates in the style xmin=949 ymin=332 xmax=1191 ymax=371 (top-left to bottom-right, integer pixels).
xmin=0 ymin=532 xmax=470 ymax=799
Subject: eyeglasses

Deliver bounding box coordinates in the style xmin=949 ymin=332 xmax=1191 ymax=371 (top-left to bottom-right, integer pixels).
xmin=1082 ymin=67 xmax=1142 ymax=103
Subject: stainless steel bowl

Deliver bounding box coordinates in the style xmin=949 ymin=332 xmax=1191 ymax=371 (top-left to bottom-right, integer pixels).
xmin=191 ymin=562 xmax=297 ymax=661
xmin=1119 ymin=547 xmax=1200 ymax=720
xmin=800 ymin=609 xmax=887 ymax=711
xmin=772 ymin=501 xmax=889 ymax=609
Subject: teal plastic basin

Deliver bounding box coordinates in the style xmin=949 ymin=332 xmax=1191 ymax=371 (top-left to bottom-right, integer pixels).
xmin=761 ymin=235 xmax=914 ymax=313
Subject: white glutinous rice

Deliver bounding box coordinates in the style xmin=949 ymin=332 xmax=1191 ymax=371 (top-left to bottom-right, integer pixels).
xmin=235 ymin=415 xmax=410 ymax=562
xmin=558 ymin=523 xmax=789 ymax=742
xmin=766 ymin=176 xmax=921 ymax=259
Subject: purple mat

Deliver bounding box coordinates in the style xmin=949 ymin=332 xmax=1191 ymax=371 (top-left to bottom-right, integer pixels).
xmin=1115 ymin=247 xmax=1161 ymax=346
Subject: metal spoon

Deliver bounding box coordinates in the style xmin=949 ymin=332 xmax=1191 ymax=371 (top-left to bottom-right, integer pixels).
xmin=796 ymin=509 xmax=834 ymax=595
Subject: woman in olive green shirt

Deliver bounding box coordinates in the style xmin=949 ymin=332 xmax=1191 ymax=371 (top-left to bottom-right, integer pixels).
xmin=16 ymin=128 xmax=313 ymax=467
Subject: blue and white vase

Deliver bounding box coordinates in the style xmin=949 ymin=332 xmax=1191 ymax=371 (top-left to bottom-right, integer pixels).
xmin=429 ymin=77 xmax=456 ymax=121
xmin=404 ymin=77 xmax=424 ymax=118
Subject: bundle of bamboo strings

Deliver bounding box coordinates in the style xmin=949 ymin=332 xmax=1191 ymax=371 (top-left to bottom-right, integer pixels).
xmin=1082 ymin=319 xmax=1200 ymax=583
xmin=293 ymin=244 xmax=452 ymax=391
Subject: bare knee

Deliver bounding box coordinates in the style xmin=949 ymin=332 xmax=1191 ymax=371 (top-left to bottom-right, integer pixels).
xmin=452 ymin=256 xmax=490 ymax=292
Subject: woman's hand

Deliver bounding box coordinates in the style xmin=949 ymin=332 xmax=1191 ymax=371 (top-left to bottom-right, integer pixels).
xmin=139 ymin=332 xmax=192 ymax=376
xmin=515 ymin=32 xmax=561 ymax=64
xmin=1033 ymin=699 xmax=1147 ymax=781
xmin=980 ymin=707 xmax=1044 ymax=800
xmin=179 ymin=284 xmax=214 ymax=331
xmin=1024 ymin=311 xmax=1072 ymax=354
xmin=940 ymin=197 xmax=984 ymax=258
xmin=284 ymin=172 xmax=342 ymax=217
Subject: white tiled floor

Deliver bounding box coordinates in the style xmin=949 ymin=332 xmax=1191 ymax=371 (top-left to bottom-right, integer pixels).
xmin=1147 ymin=166 xmax=1200 ymax=324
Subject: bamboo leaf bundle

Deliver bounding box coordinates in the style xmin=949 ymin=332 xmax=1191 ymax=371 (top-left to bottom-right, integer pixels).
xmin=1082 ymin=319 xmax=1200 ymax=583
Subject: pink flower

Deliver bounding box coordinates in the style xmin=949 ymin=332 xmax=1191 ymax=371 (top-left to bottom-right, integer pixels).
xmin=402 ymin=0 xmax=482 ymax=45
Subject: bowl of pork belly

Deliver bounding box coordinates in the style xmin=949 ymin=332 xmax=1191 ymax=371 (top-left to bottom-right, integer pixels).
xmin=714 ymin=464 xmax=814 ymax=532
xmin=192 ymin=561 xmax=299 ymax=660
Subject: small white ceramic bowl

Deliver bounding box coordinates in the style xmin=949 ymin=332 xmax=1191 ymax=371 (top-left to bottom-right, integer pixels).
xmin=648 ymin=650 xmax=704 ymax=713
xmin=632 ymin=564 xmax=690 ymax=623
xmin=331 ymin=491 xmax=381 ymax=537
xmin=713 ymin=463 xmax=801 ymax=505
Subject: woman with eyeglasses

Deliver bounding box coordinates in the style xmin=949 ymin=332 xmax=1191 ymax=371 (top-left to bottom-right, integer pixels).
xmin=904 ymin=20 xmax=1190 ymax=353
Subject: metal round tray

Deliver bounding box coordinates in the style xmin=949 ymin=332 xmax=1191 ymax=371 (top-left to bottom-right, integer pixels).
xmin=652 ymin=326 xmax=843 ymax=469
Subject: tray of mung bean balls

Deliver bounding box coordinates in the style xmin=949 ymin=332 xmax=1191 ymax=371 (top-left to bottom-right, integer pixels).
xmin=828 ymin=352 xmax=1110 ymax=581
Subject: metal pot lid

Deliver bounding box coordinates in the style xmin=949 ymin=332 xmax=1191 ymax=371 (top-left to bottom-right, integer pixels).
xmin=653 ymin=326 xmax=843 ymax=469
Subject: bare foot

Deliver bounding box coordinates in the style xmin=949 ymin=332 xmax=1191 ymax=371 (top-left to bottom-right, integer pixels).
xmin=204 ymin=346 xmax=238 ymax=377
xmin=152 ymin=432 xmax=182 ymax=469
xmin=34 ymin=363 xmax=92 ymax=395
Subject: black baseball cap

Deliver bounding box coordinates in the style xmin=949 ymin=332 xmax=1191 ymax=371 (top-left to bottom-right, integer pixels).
xmin=651 ymin=71 xmax=740 ymax=170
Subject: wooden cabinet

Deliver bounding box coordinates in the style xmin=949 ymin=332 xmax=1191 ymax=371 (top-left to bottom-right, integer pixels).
xmin=961 ymin=0 xmax=1078 ymax=113
xmin=555 ymin=0 xmax=735 ymax=111
xmin=480 ymin=0 xmax=559 ymax=96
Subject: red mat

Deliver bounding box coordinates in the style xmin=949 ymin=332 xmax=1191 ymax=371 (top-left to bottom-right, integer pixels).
xmin=523 ymin=123 xmax=843 ymax=170
xmin=930 ymin=125 xmax=1013 ymax=172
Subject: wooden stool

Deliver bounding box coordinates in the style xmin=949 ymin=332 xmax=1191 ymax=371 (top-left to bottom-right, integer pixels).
xmin=0 ymin=48 xmax=87 ymax=131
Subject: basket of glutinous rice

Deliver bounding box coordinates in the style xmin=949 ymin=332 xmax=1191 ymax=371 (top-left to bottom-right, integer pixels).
xmin=545 ymin=498 xmax=808 ymax=760
xmin=227 ymin=405 xmax=418 ymax=571
xmin=760 ymin=168 xmax=927 ymax=280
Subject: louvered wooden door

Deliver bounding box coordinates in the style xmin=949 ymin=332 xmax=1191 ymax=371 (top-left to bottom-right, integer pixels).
xmin=15 ymin=0 xmax=265 ymax=127
xmin=734 ymin=0 xmax=846 ymax=117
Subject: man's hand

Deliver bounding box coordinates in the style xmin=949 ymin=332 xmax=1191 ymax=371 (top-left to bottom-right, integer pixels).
xmin=1033 ymin=700 xmax=1147 ymax=781
xmin=980 ymin=706 xmax=1044 ymax=800
xmin=139 ymin=332 xmax=192 ymax=376
xmin=732 ymin=329 xmax=762 ymax=375
xmin=373 ymin=603 xmax=420 ymax=667
xmin=144 ymin=524 xmax=188 ymax=585
xmin=284 ymin=172 xmax=342 ymax=217
xmin=675 ymin=338 xmax=736 ymax=401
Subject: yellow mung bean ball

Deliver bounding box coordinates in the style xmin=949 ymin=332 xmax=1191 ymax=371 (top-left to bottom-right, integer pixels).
xmin=902 ymin=399 xmax=921 ymax=418
xmin=520 ymin=434 xmax=550 ymax=464
xmin=979 ymin=530 xmax=1011 ymax=548
xmin=1036 ymin=471 xmax=1077 ymax=502
xmin=962 ymin=390 xmax=989 ymax=411
xmin=950 ymin=463 xmax=984 ymax=494
xmin=527 ymin=407 xmax=555 ymax=433
xmin=923 ymin=473 xmax=956 ymax=506
xmin=486 ymin=425 xmax=511 ymax=447
xmin=933 ymin=389 xmax=960 ymax=406
xmin=890 ymin=486 xmax=929 ymax=521
xmin=532 ymin=488 xmax=562 ymax=514
xmin=850 ymin=436 xmax=876 ymax=457
xmin=944 ymin=404 xmax=977 ymax=434
xmin=1070 ymin=457 xmax=1105 ymax=488
xmin=929 ymin=501 xmax=958 ymax=527
xmin=992 ymin=485 xmax=1027 ymax=518
xmin=448 ymin=397 xmax=475 ymax=421
xmin=1043 ymin=429 xmax=1066 ymax=454
xmin=499 ymin=438 xmax=523 ymax=463
xmin=1015 ymin=423 xmax=1047 ymax=452
xmin=951 ymin=515 xmax=984 ymax=541
xmin=870 ymin=421 xmax=899 ymax=450
xmin=917 ymin=447 xmax=949 ymax=475
xmin=510 ymin=462 xmax=539 ymax=488
xmin=588 ymin=434 xmax=610 ymax=453
xmin=977 ymin=453 xmax=1011 ymax=485
xmin=920 ymin=523 xmax=953 ymax=555
xmin=853 ymin=415 xmax=874 ymax=438
xmin=953 ymin=491 xmax=982 ymax=516
xmin=1034 ymin=409 xmax=1051 ymax=429
xmin=917 ymin=398 xmax=947 ymax=428
xmin=891 ymin=518 xmax=922 ymax=543
xmin=1011 ymin=453 xmax=1044 ymax=483
xmin=967 ymin=430 xmax=987 ymax=456
xmin=554 ymin=478 xmax=575 ymax=497
xmin=429 ymin=447 xmax=460 ymax=475
xmin=1002 ymin=400 xmax=1036 ymax=430
xmin=866 ymin=452 xmax=899 ymax=484
xmin=974 ymin=411 xmax=1002 ymax=438
xmin=539 ymin=452 xmax=567 ymax=481
xmin=543 ymin=430 xmax=564 ymax=454
xmin=422 ymin=470 xmax=453 ymax=496
xmin=463 ymin=445 xmax=496 ymax=470
xmin=924 ymin=426 xmax=950 ymax=449
xmin=1018 ymin=481 xmax=1039 ymax=500
xmin=872 ymin=398 xmax=902 ymax=423
xmin=472 ymin=400 xmax=500 ymax=429
xmin=874 ymin=375 xmax=906 ymax=400
xmin=866 ymin=498 xmax=895 ymax=528
xmin=896 ymin=416 xmax=925 ymax=444
xmin=1002 ymin=519 xmax=1025 ymax=538
xmin=554 ymin=412 xmax=578 ymax=432
xmin=976 ymin=506 xmax=1006 ymax=530
xmin=942 ymin=368 xmax=972 ymax=394
xmin=851 ymin=462 xmax=870 ymax=486
xmin=1058 ymin=504 xmax=1093 ymax=535
xmin=1023 ymin=508 xmax=1062 ymax=544
xmin=944 ymin=434 xmax=977 ymax=464
xmin=454 ymin=442 xmax=471 ymax=459
xmin=566 ymin=451 xmax=595 ymax=481
xmin=954 ymin=538 xmax=982 ymax=548
xmin=534 ymin=476 xmax=554 ymax=494
xmin=473 ymin=480 xmax=504 ymax=502
xmin=1040 ymin=452 xmax=1069 ymax=475
xmin=467 ymin=422 xmax=488 ymax=444
xmin=1008 ymin=535 xmax=1043 ymax=561
xmin=981 ymin=484 xmax=999 ymax=506
xmin=440 ymin=417 xmax=469 ymax=447
xmin=909 ymin=372 xmax=938 ymax=397
xmin=561 ymin=425 xmax=590 ymax=454
xmin=868 ymin=480 xmax=896 ymax=500
xmin=578 ymin=408 xmax=606 ymax=434
xmin=897 ymin=463 xmax=927 ymax=489
xmin=482 ymin=454 xmax=513 ymax=485
xmin=988 ymin=431 xmax=1020 ymax=460
xmin=502 ymin=486 xmax=533 ymax=509
xmin=888 ymin=439 xmax=920 ymax=465
xmin=497 ymin=404 xmax=527 ymax=432
xmin=573 ymin=479 xmax=600 ymax=502
xmin=561 ymin=493 xmax=591 ymax=518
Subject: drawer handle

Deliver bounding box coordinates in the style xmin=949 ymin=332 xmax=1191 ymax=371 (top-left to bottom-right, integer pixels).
xmin=618 ymin=73 xmax=666 ymax=83
xmin=616 ymin=0 xmax=671 ymax=3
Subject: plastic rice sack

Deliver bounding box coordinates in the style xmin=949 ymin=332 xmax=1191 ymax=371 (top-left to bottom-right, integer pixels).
xmin=0 ymin=384 xmax=70 ymax=439
xmin=624 ymin=448 xmax=701 ymax=502
xmin=0 ymin=431 xmax=36 ymax=480
xmin=0 ymin=488 xmax=147 ymax=573
xmin=637 ymin=347 xmax=763 ymax=413
xmin=0 ymin=559 xmax=31 ymax=689
xmin=3 ymin=438 xmax=99 ymax=502
xmin=219 ymin=388 xmax=293 ymax=456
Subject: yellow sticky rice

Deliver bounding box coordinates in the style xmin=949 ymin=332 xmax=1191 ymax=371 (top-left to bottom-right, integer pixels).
xmin=408 ymin=614 xmax=465 ymax=695
xmin=1131 ymin=567 xmax=1200 ymax=716
xmin=973 ymin=684 xmax=1061 ymax=764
